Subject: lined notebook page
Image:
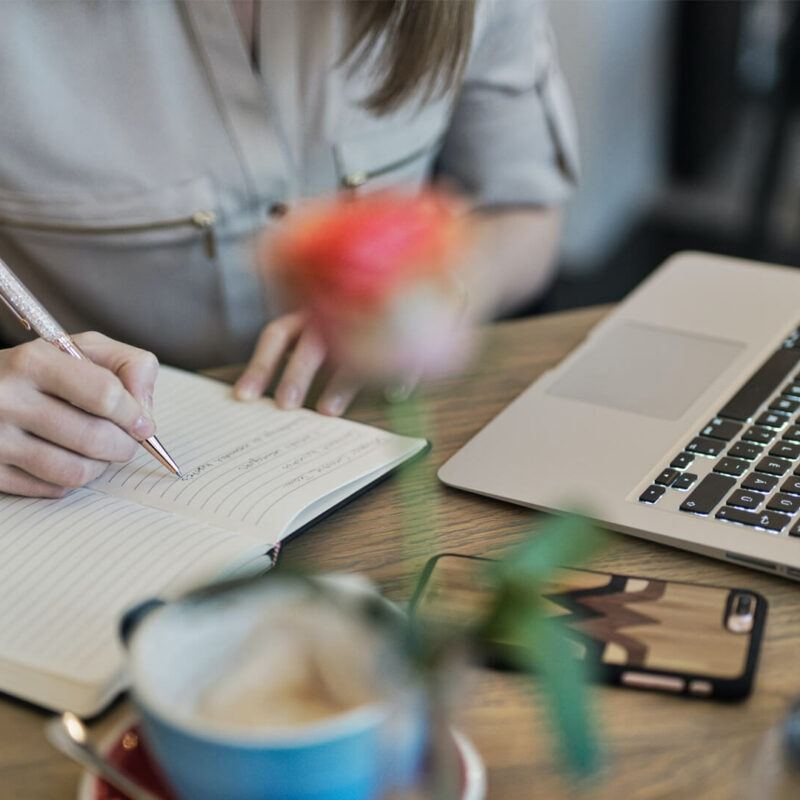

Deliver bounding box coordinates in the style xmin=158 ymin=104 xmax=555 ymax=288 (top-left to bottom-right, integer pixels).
xmin=92 ymin=368 xmax=426 ymax=542
xmin=0 ymin=490 xmax=264 ymax=688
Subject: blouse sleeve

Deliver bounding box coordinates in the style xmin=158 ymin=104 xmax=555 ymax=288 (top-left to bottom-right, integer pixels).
xmin=436 ymin=0 xmax=580 ymax=209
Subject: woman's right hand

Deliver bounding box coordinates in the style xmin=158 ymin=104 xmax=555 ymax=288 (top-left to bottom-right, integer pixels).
xmin=0 ymin=332 xmax=159 ymax=497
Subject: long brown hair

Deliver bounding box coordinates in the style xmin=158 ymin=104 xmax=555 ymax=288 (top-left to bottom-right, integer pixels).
xmin=345 ymin=0 xmax=476 ymax=114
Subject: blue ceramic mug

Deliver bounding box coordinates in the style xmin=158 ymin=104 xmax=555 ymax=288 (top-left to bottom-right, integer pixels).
xmin=120 ymin=576 xmax=427 ymax=800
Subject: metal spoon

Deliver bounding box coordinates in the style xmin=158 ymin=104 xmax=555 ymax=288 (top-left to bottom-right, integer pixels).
xmin=45 ymin=712 xmax=163 ymax=800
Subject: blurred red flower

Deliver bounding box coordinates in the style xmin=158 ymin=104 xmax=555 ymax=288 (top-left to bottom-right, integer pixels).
xmin=263 ymin=190 xmax=473 ymax=381
xmin=268 ymin=191 xmax=466 ymax=308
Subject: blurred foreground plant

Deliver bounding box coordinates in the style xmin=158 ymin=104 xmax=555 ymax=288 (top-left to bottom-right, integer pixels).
xmin=479 ymin=515 xmax=602 ymax=777
xmin=404 ymin=514 xmax=602 ymax=781
xmin=262 ymin=190 xmax=602 ymax=786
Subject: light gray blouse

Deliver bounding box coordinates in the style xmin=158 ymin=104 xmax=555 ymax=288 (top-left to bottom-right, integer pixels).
xmin=0 ymin=0 xmax=578 ymax=369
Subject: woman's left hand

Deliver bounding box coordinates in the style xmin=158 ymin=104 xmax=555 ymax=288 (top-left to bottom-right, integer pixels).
xmin=233 ymin=311 xmax=362 ymax=416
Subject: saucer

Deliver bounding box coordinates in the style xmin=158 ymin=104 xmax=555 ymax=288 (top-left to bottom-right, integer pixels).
xmin=77 ymin=716 xmax=486 ymax=800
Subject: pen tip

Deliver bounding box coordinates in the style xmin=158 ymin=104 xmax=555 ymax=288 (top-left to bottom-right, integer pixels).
xmin=140 ymin=436 xmax=183 ymax=478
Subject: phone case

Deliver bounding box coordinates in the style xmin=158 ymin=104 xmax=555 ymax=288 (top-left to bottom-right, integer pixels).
xmin=410 ymin=553 xmax=768 ymax=700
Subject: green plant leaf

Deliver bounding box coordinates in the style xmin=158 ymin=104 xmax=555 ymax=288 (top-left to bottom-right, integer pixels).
xmin=487 ymin=514 xmax=601 ymax=588
xmin=524 ymin=615 xmax=600 ymax=778
xmin=477 ymin=514 xmax=605 ymax=778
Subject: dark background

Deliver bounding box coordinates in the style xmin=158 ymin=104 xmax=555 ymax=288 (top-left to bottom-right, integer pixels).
xmin=519 ymin=0 xmax=800 ymax=317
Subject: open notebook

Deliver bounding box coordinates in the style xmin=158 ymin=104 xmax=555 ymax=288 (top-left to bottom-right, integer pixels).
xmin=0 ymin=367 xmax=426 ymax=716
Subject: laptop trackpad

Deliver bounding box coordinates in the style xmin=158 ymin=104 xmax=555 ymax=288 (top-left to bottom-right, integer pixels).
xmin=547 ymin=322 xmax=745 ymax=421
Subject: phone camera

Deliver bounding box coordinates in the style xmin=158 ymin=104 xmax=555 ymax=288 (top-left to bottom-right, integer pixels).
xmin=735 ymin=594 xmax=753 ymax=615
xmin=727 ymin=593 xmax=756 ymax=633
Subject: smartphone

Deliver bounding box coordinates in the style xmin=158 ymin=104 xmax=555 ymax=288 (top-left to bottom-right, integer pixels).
xmin=410 ymin=553 xmax=767 ymax=700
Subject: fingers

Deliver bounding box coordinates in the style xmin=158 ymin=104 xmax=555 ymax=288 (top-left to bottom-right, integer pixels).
xmin=273 ymin=326 xmax=327 ymax=409
xmin=18 ymin=391 xmax=138 ymax=463
xmin=316 ymin=368 xmax=362 ymax=417
xmin=0 ymin=334 xmax=153 ymax=497
xmin=234 ymin=312 xmax=306 ymax=401
xmin=237 ymin=314 xmax=363 ymax=414
xmin=0 ymin=464 xmax=66 ymax=499
xmin=0 ymin=424 xmax=108 ymax=489
xmin=20 ymin=339 xmax=155 ymax=441
xmin=73 ymin=331 xmax=160 ymax=412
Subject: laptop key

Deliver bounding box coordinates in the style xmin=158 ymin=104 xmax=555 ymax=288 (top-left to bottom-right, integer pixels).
xmin=685 ymin=437 xmax=726 ymax=457
xmin=771 ymin=398 xmax=800 ymax=414
xmin=754 ymin=457 xmax=793 ymax=476
xmin=781 ymin=477 xmax=800 ymax=495
xmin=680 ymin=474 xmax=736 ymax=514
xmin=727 ymin=490 xmax=762 ymax=510
xmin=770 ymin=442 xmax=800 ymax=460
xmin=671 ymin=452 xmax=695 ymax=469
xmin=655 ymin=468 xmax=680 ymax=486
xmin=673 ymin=472 xmax=697 ymax=491
xmin=755 ymin=411 xmax=789 ymax=429
xmin=784 ymin=425 xmax=800 ymax=443
xmin=742 ymin=426 xmax=776 ymax=445
xmin=718 ymin=348 xmax=800 ymax=422
xmin=741 ymin=472 xmax=779 ymax=492
xmin=727 ymin=441 xmax=763 ymax=460
xmin=783 ymin=383 xmax=800 ymax=399
xmin=790 ymin=521 xmax=800 ymax=537
xmin=767 ymin=493 xmax=800 ymax=514
xmin=715 ymin=506 xmax=789 ymax=532
xmin=639 ymin=485 xmax=666 ymax=504
xmin=714 ymin=457 xmax=749 ymax=477
xmin=700 ymin=419 xmax=742 ymax=441
xmin=785 ymin=331 xmax=800 ymax=349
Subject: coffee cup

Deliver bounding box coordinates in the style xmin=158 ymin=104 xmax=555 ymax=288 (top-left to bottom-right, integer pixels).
xmin=120 ymin=575 xmax=428 ymax=800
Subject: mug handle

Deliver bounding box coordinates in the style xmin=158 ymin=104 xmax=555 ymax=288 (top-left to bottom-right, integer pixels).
xmin=119 ymin=598 xmax=166 ymax=649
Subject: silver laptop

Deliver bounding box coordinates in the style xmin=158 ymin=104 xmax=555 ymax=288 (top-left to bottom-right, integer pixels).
xmin=439 ymin=252 xmax=800 ymax=579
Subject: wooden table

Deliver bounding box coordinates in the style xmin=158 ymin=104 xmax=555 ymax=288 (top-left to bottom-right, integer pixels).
xmin=2 ymin=305 xmax=799 ymax=799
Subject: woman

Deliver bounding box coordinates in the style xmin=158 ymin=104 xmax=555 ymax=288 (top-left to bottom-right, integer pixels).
xmin=0 ymin=0 xmax=578 ymax=497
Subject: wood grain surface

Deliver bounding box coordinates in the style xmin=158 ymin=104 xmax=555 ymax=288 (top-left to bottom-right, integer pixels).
xmin=2 ymin=305 xmax=798 ymax=800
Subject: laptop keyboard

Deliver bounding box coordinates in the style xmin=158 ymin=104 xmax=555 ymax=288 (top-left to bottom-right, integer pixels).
xmin=639 ymin=327 xmax=800 ymax=537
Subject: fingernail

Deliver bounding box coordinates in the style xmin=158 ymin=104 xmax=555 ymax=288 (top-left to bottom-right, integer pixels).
xmin=279 ymin=386 xmax=300 ymax=409
xmin=384 ymin=381 xmax=416 ymax=403
xmin=132 ymin=415 xmax=156 ymax=440
xmin=321 ymin=395 xmax=345 ymax=416
xmin=235 ymin=382 xmax=259 ymax=401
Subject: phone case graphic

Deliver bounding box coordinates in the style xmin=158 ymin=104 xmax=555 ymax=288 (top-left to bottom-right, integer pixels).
xmin=411 ymin=554 xmax=767 ymax=699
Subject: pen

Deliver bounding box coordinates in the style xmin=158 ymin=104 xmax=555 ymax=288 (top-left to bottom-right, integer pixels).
xmin=0 ymin=257 xmax=182 ymax=478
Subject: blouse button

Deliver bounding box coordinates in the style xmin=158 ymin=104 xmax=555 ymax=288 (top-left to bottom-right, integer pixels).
xmin=342 ymin=172 xmax=367 ymax=189
xmin=268 ymin=202 xmax=289 ymax=219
